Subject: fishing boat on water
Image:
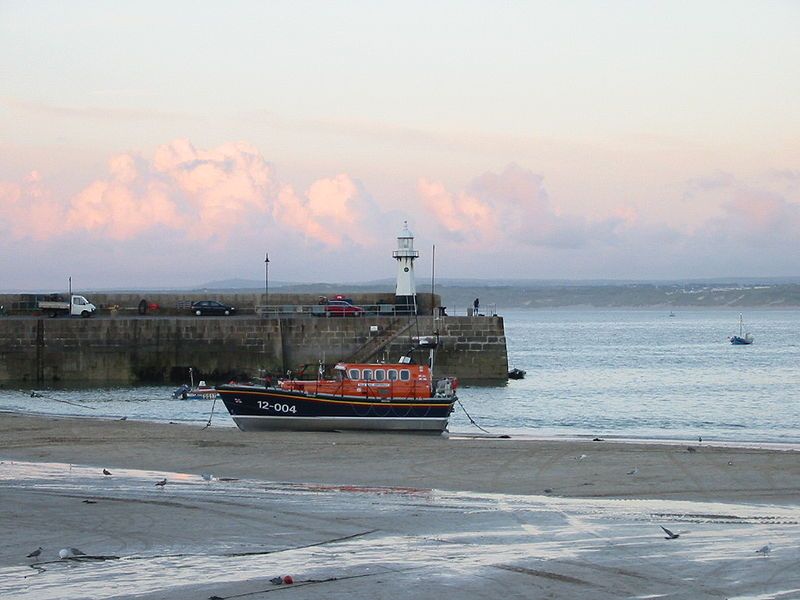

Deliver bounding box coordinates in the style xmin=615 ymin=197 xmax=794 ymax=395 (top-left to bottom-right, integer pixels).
xmin=730 ymin=313 xmax=754 ymax=345
xmin=216 ymin=343 xmax=458 ymax=432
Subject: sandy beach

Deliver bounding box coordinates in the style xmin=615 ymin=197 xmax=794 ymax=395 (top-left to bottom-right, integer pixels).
xmin=2 ymin=413 xmax=800 ymax=599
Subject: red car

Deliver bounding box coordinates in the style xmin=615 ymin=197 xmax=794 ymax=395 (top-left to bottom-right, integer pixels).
xmin=324 ymin=300 xmax=364 ymax=316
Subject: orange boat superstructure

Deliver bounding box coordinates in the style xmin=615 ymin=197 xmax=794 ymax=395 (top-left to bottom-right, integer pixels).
xmin=278 ymin=362 xmax=451 ymax=400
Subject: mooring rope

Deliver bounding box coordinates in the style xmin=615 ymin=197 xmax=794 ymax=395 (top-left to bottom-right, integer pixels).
xmin=31 ymin=392 xmax=96 ymax=410
xmin=456 ymin=398 xmax=492 ymax=434
xmin=203 ymin=396 xmax=218 ymax=429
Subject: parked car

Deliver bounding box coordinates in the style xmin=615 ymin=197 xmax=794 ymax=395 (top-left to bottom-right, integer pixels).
xmin=191 ymin=300 xmax=237 ymax=316
xmin=324 ymin=300 xmax=364 ymax=316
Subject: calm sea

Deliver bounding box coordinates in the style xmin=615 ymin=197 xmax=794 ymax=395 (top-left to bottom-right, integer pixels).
xmin=1 ymin=309 xmax=798 ymax=443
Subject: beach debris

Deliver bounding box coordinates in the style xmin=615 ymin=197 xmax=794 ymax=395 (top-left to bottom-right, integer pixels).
xmin=698 ymin=436 xmax=702 ymax=443
xmin=155 ymin=478 xmax=167 ymax=487
xmin=660 ymin=526 xmax=680 ymax=540
xmin=627 ymin=468 xmax=638 ymax=476
xmin=59 ymin=547 xmax=87 ymax=559
xmin=82 ymin=499 xmax=97 ymax=504
xmin=543 ymin=488 xmax=553 ymax=494
xmin=102 ymin=469 xmax=112 ymax=476
xmin=756 ymin=544 xmax=772 ymax=556
xmin=592 ymin=437 xmax=604 ymax=441
xmin=270 ymin=576 xmax=284 ymax=585
xmin=686 ymin=447 xmax=697 ymax=453
xmin=575 ymin=454 xmax=587 ymax=461
xmin=26 ymin=547 xmax=43 ymax=559
xmin=283 ymin=575 xmax=294 ymax=585
xmin=201 ymin=473 xmax=214 ymax=481
xmin=30 ymin=391 xmax=43 ymax=398
xmin=727 ymin=460 xmax=734 ymax=466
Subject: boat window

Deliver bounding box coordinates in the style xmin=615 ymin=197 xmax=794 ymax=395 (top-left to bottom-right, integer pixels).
xmin=348 ymin=369 xmax=360 ymax=380
xmin=400 ymin=369 xmax=410 ymax=381
xmin=387 ymin=369 xmax=398 ymax=381
xmin=374 ymin=370 xmax=385 ymax=381
xmin=363 ymin=369 xmax=373 ymax=381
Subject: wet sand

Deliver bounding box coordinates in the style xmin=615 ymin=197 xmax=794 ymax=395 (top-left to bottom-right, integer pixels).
xmin=2 ymin=413 xmax=800 ymax=599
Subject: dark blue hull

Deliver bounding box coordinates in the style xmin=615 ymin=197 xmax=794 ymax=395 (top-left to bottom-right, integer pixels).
xmin=216 ymin=384 xmax=456 ymax=432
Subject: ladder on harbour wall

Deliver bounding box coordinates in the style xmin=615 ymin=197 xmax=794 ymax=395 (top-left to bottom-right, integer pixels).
xmin=344 ymin=319 xmax=417 ymax=363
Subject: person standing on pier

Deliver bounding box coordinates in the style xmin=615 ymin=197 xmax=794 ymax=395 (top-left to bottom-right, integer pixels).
xmin=473 ymin=298 xmax=480 ymax=315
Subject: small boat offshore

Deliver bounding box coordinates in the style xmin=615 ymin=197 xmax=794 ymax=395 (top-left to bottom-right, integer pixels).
xmin=730 ymin=313 xmax=754 ymax=345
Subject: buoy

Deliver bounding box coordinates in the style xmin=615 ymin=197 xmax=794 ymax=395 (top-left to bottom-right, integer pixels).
xmin=282 ymin=575 xmax=294 ymax=585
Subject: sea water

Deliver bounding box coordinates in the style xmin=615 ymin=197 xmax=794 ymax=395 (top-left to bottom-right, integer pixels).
xmin=1 ymin=308 xmax=798 ymax=443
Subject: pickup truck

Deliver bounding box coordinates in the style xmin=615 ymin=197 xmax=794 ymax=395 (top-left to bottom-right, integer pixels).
xmin=38 ymin=294 xmax=97 ymax=318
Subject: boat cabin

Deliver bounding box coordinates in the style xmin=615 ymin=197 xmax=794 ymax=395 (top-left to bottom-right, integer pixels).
xmin=278 ymin=361 xmax=447 ymax=399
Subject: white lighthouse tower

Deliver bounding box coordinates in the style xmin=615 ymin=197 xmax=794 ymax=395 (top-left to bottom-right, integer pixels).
xmin=392 ymin=221 xmax=419 ymax=313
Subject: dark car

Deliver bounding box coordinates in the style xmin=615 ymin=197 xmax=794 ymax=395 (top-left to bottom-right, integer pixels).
xmin=324 ymin=300 xmax=364 ymax=316
xmin=191 ymin=300 xmax=237 ymax=316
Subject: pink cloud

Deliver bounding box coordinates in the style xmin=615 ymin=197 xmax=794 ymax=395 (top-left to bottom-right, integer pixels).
xmin=0 ymin=171 xmax=66 ymax=240
xmin=274 ymin=174 xmax=380 ymax=247
xmin=700 ymin=181 xmax=800 ymax=245
xmin=419 ymin=164 xmax=616 ymax=249
xmin=0 ymin=139 xmax=386 ymax=248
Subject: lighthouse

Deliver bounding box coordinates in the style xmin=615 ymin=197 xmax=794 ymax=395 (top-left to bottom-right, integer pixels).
xmin=392 ymin=221 xmax=419 ymax=313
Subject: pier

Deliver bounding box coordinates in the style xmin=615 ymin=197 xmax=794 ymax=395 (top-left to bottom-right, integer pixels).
xmin=0 ymin=292 xmax=508 ymax=384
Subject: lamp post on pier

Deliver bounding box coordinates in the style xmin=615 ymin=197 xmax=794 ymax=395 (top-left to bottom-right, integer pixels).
xmin=264 ymin=252 xmax=270 ymax=309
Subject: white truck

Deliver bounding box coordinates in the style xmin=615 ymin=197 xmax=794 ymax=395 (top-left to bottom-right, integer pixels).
xmin=38 ymin=294 xmax=97 ymax=318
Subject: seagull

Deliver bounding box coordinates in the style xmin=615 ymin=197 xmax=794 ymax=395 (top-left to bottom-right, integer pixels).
xmin=575 ymin=454 xmax=587 ymax=461
xmin=59 ymin=547 xmax=87 ymax=559
xmin=155 ymin=478 xmax=167 ymax=487
xmin=756 ymin=544 xmax=771 ymax=556
xmin=27 ymin=547 xmax=43 ymax=558
xmin=118 ymin=416 xmax=127 ymax=421
xmin=627 ymin=468 xmax=639 ymax=475
xmin=661 ymin=526 xmax=680 ymax=540
xmin=102 ymin=469 xmax=112 ymax=476
xmin=201 ymin=473 xmax=214 ymax=482
xmin=698 ymin=436 xmax=702 ymax=443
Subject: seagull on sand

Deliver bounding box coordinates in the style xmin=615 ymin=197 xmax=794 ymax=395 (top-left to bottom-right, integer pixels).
xmin=102 ymin=469 xmax=111 ymax=476
xmin=59 ymin=547 xmax=87 ymax=559
xmin=575 ymin=454 xmax=587 ymax=461
xmin=155 ymin=478 xmax=167 ymax=487
xmin=660 ymin=526 xmax=680 ymax=540
xmin=627 ymin=468 xmax=639 ymax=475
xmin=27 ymin=547 xmax=43 ymax=559
xmin=756 ymin=544 xmax=772 ymax=556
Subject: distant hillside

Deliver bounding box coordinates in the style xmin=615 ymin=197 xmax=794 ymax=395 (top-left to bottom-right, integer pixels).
xmin=434 ymin=282 xmax=800 ymax=310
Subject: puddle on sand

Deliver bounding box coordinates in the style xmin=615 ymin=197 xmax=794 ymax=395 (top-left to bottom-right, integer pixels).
xmin=1 ymin=460 xmax=799 ymax=599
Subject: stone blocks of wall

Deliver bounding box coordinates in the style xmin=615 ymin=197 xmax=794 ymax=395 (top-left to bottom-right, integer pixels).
xmin=0 ymin=314 xmax=508 ymax=383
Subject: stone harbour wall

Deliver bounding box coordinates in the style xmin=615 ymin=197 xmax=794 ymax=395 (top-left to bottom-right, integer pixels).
xmin=0 ymin=315 xmax=508 ymax=384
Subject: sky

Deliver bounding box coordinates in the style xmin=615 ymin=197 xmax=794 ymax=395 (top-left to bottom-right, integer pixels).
xmin=1 ymin=1 xmax=799 ymax=290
